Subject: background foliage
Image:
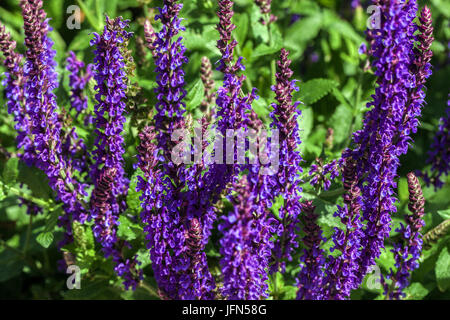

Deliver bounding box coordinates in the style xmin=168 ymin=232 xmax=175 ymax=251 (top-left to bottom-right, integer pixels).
xmin=0 ymin=0 xmax=449 ymax=300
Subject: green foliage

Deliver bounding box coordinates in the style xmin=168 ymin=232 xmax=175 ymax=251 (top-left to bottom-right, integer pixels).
xmin=436 ymin=247 xmax=450 ymax=292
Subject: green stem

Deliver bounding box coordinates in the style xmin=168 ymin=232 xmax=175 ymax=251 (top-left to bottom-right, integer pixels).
xmin=140 ymin=281 xmax=160 ymax=299
xmin=23 ymin=214 xmax=33 ymax=258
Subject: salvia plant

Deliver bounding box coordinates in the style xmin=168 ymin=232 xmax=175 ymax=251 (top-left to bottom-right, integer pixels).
xmin=0 ymin=0 xmax=449 ymax=300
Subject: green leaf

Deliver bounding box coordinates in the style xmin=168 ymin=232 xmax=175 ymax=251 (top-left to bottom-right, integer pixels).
xmin=234 ymin=13 xmax=249 ymax=45
xmin=126 ymin=168 xmax=144 ymax=215
xmin=298 ymin=107 xmax=313 ymax=143
xmin=436 ymin=247 xmax=450 ymax=292
xmin=296 ymin=78 xmax=339 ymax=105
xmin=68 ymin=30 xmax=92 ymax=51
xmin=3 ymin=157 xmax=19 ymax=187
xmin=328 ymin=104 xmax=352 ymax=145
xmin=36 ymin=232 xmax=54 ymax=249
xmin=437 ymin=209 xmax=450 ymax=221
xmin=117 ymin=215 xmax=142 ymax=241
xmin=285 ymin=14 xmax=322 ymax=59
xmin=268 ymin=272 xmax=284 ymax=296
xmin=76 ymin=0 xmax=101 ymax=31
xmin=0 ymin=181 xmax=5 ymax=201
xmin=404 ymin=283 xmax=430 ymax=300
xmin=185 ymin=79 xmax=205 ymax=112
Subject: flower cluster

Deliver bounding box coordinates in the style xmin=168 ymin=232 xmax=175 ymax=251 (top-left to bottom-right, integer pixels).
xmin=0 ymin=0 xmax=441 ymax=301
xmin=89 ymin=16 xmax=144 ymax=289
xmin=382 ymin=172 xmax=425 ymax=299
xmin=90 ymin=167 xmax=143 ymax=290
xmin=296 ymin=201 xmax=326 ymax=300
xmin=138 ymin=0 xmax=216 ymax=300
xmin=343 ymin=0 xmax=429 ymax=285
xmin=200 ymin=56 xmax=216 ymax=117
xmin=268 ymin=48 xmax=303 ymax=274
xmin=254 ymin=0 xmax=277 ymax=25
xmin=323 ymin=158 xmax=364 ymax=300
xmin=0 ymin=22 xmax=30 ymax=163
xmin=219 ymin=175 xmax=272 ymax=299
xmin=309 ymin=158 xmax=341 ymax=191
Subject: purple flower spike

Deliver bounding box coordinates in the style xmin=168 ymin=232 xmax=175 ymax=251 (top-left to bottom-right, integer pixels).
xmin=91 ymin=167 xmax=143 ymax=290
xmin=342 ymin=0 xmax=433 ymax=288
xmin=296 ymin=201 xmax=326 ymax=300
xmin=268 ymin=48 xmax=303 ymax=274
xmin=137 ymin=1 xmax=216 ymax=300
xmin=0 ymin=23 xmax=30 ymax=162
xmin=382 ymin=172 xmax=425 ymax=300
xmin=323 ymin=158 xmax=364 ymax=300
xmin=20 ymin=0 xmax=89 ymax=248
xmin=90 ymin=16 xmax=132 ymax=211
xmin=219 ymin=175 xmax=273 ymax=300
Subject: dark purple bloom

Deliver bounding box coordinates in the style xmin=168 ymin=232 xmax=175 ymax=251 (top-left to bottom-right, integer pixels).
xmin=382 ymin=172 xmax=425 ymax=299
xmin=323 ymin=158 xmax=364 ymax=300
xmin=296 ymin=201 xmax=326 ymax=300
xmin=90 ymin=167 xmax=143 ymax=290
xmin=309 ymin=158 xmax=341 ymax=191
xmin=219 ymin=175 xmax=273 ymax=299
xmin=200 ymin=56 xmax=216 ymax=118
xmin=268 ymin=48 xmax=303 ymax=274
xmin=254 ymin=0 xmax=277 ymax=25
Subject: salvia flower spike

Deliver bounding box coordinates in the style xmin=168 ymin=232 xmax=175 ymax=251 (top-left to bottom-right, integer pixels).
xmin=268 ymin=48 xmax=303 ymax=274
xmin=382 ymin=172 xmax=425 ymax=300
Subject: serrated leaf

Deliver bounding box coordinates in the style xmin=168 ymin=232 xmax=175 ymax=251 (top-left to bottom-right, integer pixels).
xmin=185 ymin=79 xmax=204 ymax=112
xmin=3 ymin=157 xmax=19 ymax=186
xmin=436 ymin=247 xmax=450 ymax=292
xmin=36 ymin=232 xmax=54 ymax=248
xmin=297 ymin=78 xmax=338 ymax=105
xmin=117 ymin=215 xmax=142 ymax=241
